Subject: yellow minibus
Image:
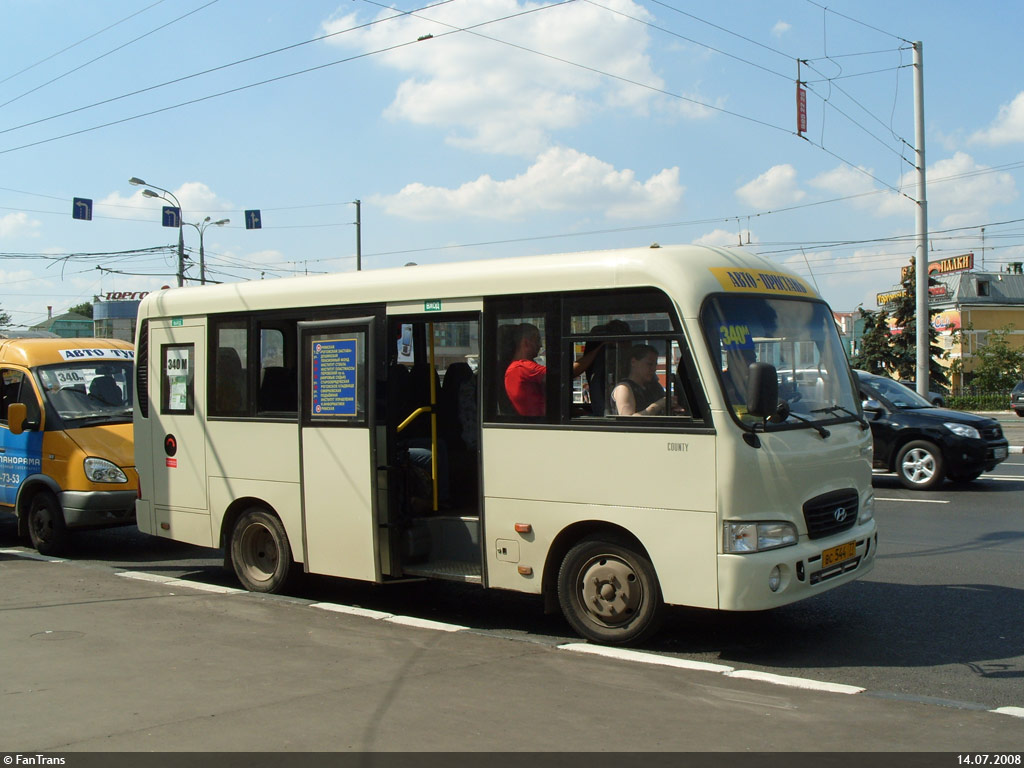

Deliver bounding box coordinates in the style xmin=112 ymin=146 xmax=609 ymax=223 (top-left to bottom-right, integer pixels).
xmin=1 ymin=337 xmax=137 ymax=554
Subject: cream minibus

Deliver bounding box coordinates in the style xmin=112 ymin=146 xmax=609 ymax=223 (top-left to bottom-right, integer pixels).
xmin=133 ymin=245 xmax=877 ymax=644
xmin=1 ymin=337 xmax=137 ymax=555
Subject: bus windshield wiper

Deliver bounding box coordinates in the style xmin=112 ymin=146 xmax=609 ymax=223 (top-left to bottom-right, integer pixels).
xmin=772 ymin=400 xmax=829 ymax=438
xmin=812 ymin=404 xmax=869 ymax=430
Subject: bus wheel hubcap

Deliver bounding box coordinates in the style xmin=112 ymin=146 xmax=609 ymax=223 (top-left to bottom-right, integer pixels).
xmin=240 ymin=524 xmax=278 ymax=581
xmin=580 ymin=556 xmax=640 ymax=625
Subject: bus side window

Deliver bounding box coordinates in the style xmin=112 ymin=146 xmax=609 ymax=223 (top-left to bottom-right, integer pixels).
xmin=211 ymin=320 xmax=249 ymax=416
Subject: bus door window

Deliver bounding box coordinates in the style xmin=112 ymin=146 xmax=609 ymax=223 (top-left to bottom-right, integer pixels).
xmin=2 ymin=368 xmax=39 ymax=425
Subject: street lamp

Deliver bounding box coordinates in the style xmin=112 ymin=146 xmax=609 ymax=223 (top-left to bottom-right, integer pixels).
xmin=183 ymin=216 xmax=230 ymax=285
xmin=130 ymin=176 xmax=186 ymax=287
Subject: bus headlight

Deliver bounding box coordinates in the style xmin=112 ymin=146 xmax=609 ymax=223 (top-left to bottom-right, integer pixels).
xmin=84 ymin=458 xmax=128 ymax=484
xmin=723 ymin=522 xmax=797 ymax=553
xmin=858 ymin=492 xmax=875 ymax=525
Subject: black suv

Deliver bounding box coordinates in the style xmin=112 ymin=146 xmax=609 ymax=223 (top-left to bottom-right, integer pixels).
xmin=855 ymin=370 xmax=1008 ymax=490
xmin=1012 ymin=381 xmax=1024 ymax=417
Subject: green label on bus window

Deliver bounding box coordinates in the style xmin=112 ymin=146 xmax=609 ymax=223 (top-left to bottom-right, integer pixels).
xmin=424 ymin=300 xmax=442 ymax=312
xmin=171 ymin=317 xmax=183 ymax=327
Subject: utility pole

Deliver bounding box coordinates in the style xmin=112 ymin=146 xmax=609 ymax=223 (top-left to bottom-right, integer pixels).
xmin=354 ymin=199 xmax=362 ymax=271
xmin=913 ymin=41 xmax=930 ymax=397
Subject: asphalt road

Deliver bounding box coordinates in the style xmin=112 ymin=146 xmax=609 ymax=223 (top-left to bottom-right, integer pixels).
xmin=2 ymin=453 xmax=1022 ymax=720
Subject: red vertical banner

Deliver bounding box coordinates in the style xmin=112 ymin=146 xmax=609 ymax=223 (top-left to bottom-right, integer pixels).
xmin=797 ymin=85 xmax=807 ymax=135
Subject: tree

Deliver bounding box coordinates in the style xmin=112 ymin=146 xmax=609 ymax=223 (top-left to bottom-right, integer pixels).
xmin=970 ymin=324 xmax=1024 ymax=392
xmin=0 ymin=306 xmax=10 ymax=328
xmin=68 ymin=301 xmax=93 ymax=319
xmin=888 ymin=258 xmax=949 ymax=387
xmin=850 ymin=307 xmax=893 ymax=374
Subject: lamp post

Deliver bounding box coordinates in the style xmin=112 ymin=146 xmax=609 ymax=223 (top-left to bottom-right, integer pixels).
xmin=183 ymin=216 xmax=229 ymax=285
xmin=130 ymin=176 xmax=186 ymax=287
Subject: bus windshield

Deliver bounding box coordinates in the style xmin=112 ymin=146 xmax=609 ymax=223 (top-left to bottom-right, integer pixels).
xmin=701 ymin=295 xmax=858 ymax=428
xmin=37 ymin=361 xmax=134 ymax=426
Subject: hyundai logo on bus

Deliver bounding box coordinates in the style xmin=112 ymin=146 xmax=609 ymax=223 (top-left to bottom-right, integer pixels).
xmin=833 ymin=507 xmax=848 ymax=523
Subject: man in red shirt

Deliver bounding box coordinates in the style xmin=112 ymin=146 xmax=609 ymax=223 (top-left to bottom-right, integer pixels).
xmin=504 ymin=323 xmax=546 ymax=417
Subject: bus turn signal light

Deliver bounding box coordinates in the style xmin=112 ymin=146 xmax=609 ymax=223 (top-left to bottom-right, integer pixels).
xmin=514 ymin=523 xmax=531 ymax=534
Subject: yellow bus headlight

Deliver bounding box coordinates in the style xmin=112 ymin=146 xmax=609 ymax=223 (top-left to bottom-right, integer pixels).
xmin=84 ymin=458 xmax=128 ymax=484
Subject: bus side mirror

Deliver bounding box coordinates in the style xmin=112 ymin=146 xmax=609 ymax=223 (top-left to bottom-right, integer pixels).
xmin=7 ymin=402 xmax=28 ymax=435
xmin=746 ymin=362 xmax=779 ymax=419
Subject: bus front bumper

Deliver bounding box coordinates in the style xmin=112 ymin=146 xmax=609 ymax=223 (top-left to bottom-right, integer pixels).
xmin=716 ymin=523 xmax=877 ymax=611
xmin=60 ymin=490 xmax=137 ymax=528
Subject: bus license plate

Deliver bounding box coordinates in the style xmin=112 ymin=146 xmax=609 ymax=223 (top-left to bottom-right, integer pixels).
xmin=821 ymin=541 xmax=856 ymax=568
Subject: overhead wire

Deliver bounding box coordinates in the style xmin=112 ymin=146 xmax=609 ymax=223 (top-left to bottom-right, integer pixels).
xmin=0 ymin=0 xmax=169 ymax=88
xmin=0 ymin=0 xmax=571 ymax=155
xmin=0 ymin=0 xmax=222 ymax=111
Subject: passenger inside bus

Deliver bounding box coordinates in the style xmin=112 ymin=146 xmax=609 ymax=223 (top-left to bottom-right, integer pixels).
xmin=503 ymin=322 xmax=608 ymax=417
xmin=610 ymin=344 xmax=667 ymax=416
xmin=88 ymin=371 xmax=123 ymax=406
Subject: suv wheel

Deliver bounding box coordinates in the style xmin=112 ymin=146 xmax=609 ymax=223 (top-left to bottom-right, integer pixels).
xmin=895 ymin=440 xmax=945 ymax=490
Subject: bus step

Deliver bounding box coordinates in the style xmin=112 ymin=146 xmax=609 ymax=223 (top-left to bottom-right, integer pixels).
xmin=402 ymin=559 xmax=482 ymax=584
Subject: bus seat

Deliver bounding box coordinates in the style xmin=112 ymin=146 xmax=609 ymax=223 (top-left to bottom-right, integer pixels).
xmin=258 ymin=366 xmax=296 ymax=412
xmin=89 ymin=375 xmax=123 ymax=406
xmin=439 ymin=362 xmax=473 ymax=450
xmin=216 ymin=348 xmax=246 ymax=412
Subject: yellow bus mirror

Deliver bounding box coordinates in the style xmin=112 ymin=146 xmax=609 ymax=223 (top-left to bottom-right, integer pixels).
xmin=7 ymin=402 xmax=27 ymax=435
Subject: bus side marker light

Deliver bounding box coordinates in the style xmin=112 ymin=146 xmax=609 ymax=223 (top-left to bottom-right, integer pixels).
xmin=514 ymin=523 xmax=531 ymax=534
xmin=518 ymin=566 xmax=533 ymax=576
xmin=160 ymin=523 xmax=170 ymax=531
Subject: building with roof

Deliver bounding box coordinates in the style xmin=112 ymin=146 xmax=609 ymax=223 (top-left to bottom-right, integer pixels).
xmin=29 ymin=310 xmax=93 ymax=339
xmin=870 ymin=253 xmax=1024 ymax=388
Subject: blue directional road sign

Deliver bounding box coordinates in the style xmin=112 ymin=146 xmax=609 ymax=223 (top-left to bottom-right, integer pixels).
xmin=162 ymin=206 xmax=182 ymax=228
xmin=72 ymin=197 xmax=93 ymax=221
xmin=245 ymin=209 xmax=262 ymax=230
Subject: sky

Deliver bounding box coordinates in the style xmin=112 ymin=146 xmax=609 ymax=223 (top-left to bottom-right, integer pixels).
xmin=2 ymin=0 xmax=1023 ymax=331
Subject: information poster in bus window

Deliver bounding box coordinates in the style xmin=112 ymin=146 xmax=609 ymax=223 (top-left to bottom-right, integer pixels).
xmin=165 ymin=347 xmax=192 ymax=412
xmin=311 ymin=338 xmax=358 ymax=417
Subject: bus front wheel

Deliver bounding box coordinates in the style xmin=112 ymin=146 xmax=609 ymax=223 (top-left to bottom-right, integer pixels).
xmin=230 ymin=508 xmax=295 ymax=593
xmin=27 ymin=492 xmax=68 ymax=556
xmin=557 ymin=536 xmax=663 ymax=646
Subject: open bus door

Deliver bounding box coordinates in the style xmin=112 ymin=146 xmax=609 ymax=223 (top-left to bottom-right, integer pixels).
xmin=297 ymin=318 xmax=380 ymax=581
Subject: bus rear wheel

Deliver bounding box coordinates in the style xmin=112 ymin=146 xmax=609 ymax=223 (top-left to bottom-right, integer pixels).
xmin=27 ymin=492 xmax=68 ymax=556
xmin=557 ymin=536 xmax=663 ymax=646
xmin=230 ymin=508 xmax=295 ymax=593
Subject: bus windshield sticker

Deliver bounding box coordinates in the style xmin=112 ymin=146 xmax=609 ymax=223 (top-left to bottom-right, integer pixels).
xmin=311 ymin=338 xmax=358 ymax=417
xmin=720 ymin=324 xmax=754 ymax=350
xmin=709 ymin=267 xmax=812 ymax=297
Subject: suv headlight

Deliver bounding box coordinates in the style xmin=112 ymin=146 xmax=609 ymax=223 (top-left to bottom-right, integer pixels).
xmin=84 ymin=457 xmax=128 ymax=484
xmin=724 ymin=522 xmax=797 ymax=553
xmin=944 ymin=422 xmax=980 ymax=439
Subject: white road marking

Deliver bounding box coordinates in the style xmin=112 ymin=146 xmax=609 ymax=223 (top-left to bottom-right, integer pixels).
xmin=875 ymin=497 xmax=949 ymax=504
xmin=0 ymin=548 xmax=67 ymax=562
xmin=559 ymin=643 xmax=735 ymax=674
xmin=726 ymin=669 xmax=864 ymax=694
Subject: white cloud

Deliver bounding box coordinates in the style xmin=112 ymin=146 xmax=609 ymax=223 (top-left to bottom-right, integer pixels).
xmin=926 ymin=152 xmax=1018 ymax=228
xmin=373 ymin=147 xmax=683 ymax=221
xmin=735 ymin=164 xmax=805 ymax=209
xmin=0 ymin=212 xmax=41 ymax=238
xmin=970 ymin=91 xmax=1024 ymax=146
xmin=772 ymin=21 xmax=791 ymax=37
xmin=692 ymin=228 xmax=757 ymax=247
xmin=98 ymin=183 xmax=231 ymax=221
xmin=323 ymin=0 xmax=687 ymax=156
